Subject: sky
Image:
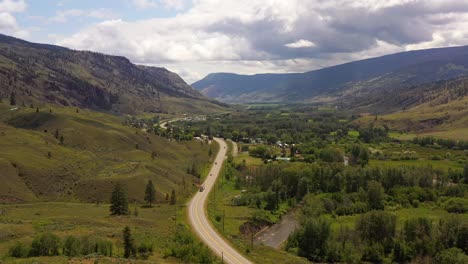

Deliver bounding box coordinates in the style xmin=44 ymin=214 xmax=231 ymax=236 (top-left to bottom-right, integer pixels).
xmin=2 ymin=0 xmax=468 ymax=83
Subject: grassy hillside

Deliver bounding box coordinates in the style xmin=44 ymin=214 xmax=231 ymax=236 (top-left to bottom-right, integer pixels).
xmin=0 ymin=102 xmax=215 ymax=203
xmin=0 ymin=34 xmax=227 ymax=115
xmin=355 ymin=93 xmax=468 ymax=140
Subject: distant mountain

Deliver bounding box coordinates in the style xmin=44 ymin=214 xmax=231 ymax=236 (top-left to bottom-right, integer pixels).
xmin=192 ymin=45 xmax=468 ymax=105
xmin=0 ymin=34 xmax=226 ymax=114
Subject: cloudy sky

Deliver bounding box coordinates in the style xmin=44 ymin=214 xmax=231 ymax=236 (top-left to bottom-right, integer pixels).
xmin=2 ymin=0 xmax=468 ymax=83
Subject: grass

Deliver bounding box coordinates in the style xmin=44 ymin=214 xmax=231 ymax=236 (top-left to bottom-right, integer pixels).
xmin=233 ymin=152 xmax=264 ymax=166
xmin=0 ymin=102 xmax=213 ymax=203
xmin=348 ymin=130 xmax=359 ymax=137
xmin=327 ymin=205 xmax=468 ymax=233
xmin=355 ymin=96 xmax=468 ymax=140
xmin=388 ymin=132 xmax=417 ymax=140
xmin=0 ymin=202 xmax=182 ymax=263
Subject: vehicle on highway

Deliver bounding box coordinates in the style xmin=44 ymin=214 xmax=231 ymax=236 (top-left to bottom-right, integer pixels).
xmin=199 ymin=184 xmax=205 ymax=192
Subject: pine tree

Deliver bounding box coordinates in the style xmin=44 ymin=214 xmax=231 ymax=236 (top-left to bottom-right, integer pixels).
xmin=170 ymin=189 xmax=176 ymax=205
xmin=122 ymin=226 xmax=136 ymax=258
xmin=110 ymin=183 xmax=129 ymax=215
xmin=9 ymin=92 xmax=16 ymax=106
xmin=59 ymin=135 xmax=64 ymax=145
xmin=144 ymin=180 xmax=156 ymax=207
xmin=54 ymin=129 xmax=59 ymax=139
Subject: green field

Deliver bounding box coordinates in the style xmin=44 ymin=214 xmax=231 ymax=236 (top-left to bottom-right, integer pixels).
xmin=0 ymin=202 xmax=183 ymax=263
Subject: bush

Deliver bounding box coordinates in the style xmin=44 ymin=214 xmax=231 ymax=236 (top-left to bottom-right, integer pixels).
xmin=362 ymin=243 xmax=384 ymax=263
xmin=30 ymin=232 xmax=61 ymax=256
xmin=8 ymin=241 xmax=29 ymax=258
xmin=63 ymin=236 xmax=82 ymax=257
xmin=444 ymin=198 xmax=468 ymax=213
xmin=81 ymin=235 xmax=113 ymax=256
xmin=166 ymin=224 xmax=215 ymax=263
xmin=436 ymin=248 xmax=468 ymax=264
xmin=137 ymin=241 xmax=154 ymax=260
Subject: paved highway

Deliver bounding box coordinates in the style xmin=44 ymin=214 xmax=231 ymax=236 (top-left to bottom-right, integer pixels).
xmin=188 ymin=137 xmax=252 ymax=264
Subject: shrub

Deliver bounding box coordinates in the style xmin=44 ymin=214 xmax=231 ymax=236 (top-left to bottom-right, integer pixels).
xmin=436 ymin=248 xmax=468 ymax=264
xmin=362 ymin=243 xmax=384 ymax=263
xmin=30 ymin=232 xmax=61 ymax=256
xmin=444 ymin=198 xmax=468 ymax=213
xmin=63 ymin=236 xmax=82 ymax=257
xmin=8 ymin=241 xmax=29 ymax=258
xmin=81 ymin=235 xmax=113 ymax=256
xmin=137 ymin=241 xmax=154 ymax=260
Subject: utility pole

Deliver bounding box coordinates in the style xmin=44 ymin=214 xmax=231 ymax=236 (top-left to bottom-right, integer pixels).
xmin=222 ymin=209 xmax=225 ymax=232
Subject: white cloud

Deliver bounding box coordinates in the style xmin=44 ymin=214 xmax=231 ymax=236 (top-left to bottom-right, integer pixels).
xmin=132 ymin=0 xmax=157 ymax=9
xmin=53 ymin=0 xmax=468 ymax=83
xmin=161 ymin=0 xmax=186 ymax=10
xmin=51 ymin=8 xmax=117 ymax=23
xmin=0 ymin=0 xmax=28 ymax=38
xmin=285 ymin=39 xmax=316 ymax=48
xmin=0 ymin=0 xmax=25 ymax=13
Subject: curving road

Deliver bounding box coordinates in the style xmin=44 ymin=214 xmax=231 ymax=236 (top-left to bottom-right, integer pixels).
xmin=188 ymin=137 xmax=252 ymax=264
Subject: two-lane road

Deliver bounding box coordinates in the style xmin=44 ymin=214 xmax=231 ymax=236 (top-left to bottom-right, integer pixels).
xmin=188 ymin=138 xmax=252 ymax=264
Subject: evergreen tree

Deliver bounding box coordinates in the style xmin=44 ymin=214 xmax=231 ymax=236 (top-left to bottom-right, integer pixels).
xmin=144 ymin=180 xmax=156 ymax=207
xmin=59 ymin=135 xmax=64 ymax=145
xmin=54 ymin=129 xmax=59 ymax=139
xmin=170 ymin=189 xmax=176 ymax=205
xmin=122 ymin=226 xmax=136 ymax=258
xmin=9 ymin=92 xmax=16 ymax=105
xmin=110 ymin=183 xmax=129 ymax=215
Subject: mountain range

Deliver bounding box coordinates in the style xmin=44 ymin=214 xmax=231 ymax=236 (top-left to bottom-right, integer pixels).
xmin=0 ymin=34 xmax=226 ymax=115
xmin=192 ymin=45 xmax=468 ymax=113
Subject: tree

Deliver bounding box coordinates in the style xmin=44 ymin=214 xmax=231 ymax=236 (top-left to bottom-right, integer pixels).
xmin=151 ymin=151 xmax=157 ymax=160
xmin=356 ymin=211 xmax=396 ymax=246
xmin=110 ymin=182 xmax=129 ymax=215
xmin=9 ymin=92 xmax=16 ymax=105
xmin=208 ymin=148 xmax=213 ymax=157
xmin=367 ymin=180 xmax=385 ymax=210
xmin=59 ymin=135 xmax=64 ymax=145
xmin=54 ymin=128 xmax=59 ymax=139
xmin=170 ymin=189 xmax=176 ymax=205
xmin=296 ymin=217 xmax=331 ymax=261
xmin=36 ymin=107 xmax=39 ymax=113
xmin=123 ymin=226 xmax=136 ymax=258
xmin=403 ymin=217 xmax=435 ymax=256
xmin=144 ymin=180 xmax=156 ymax=207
